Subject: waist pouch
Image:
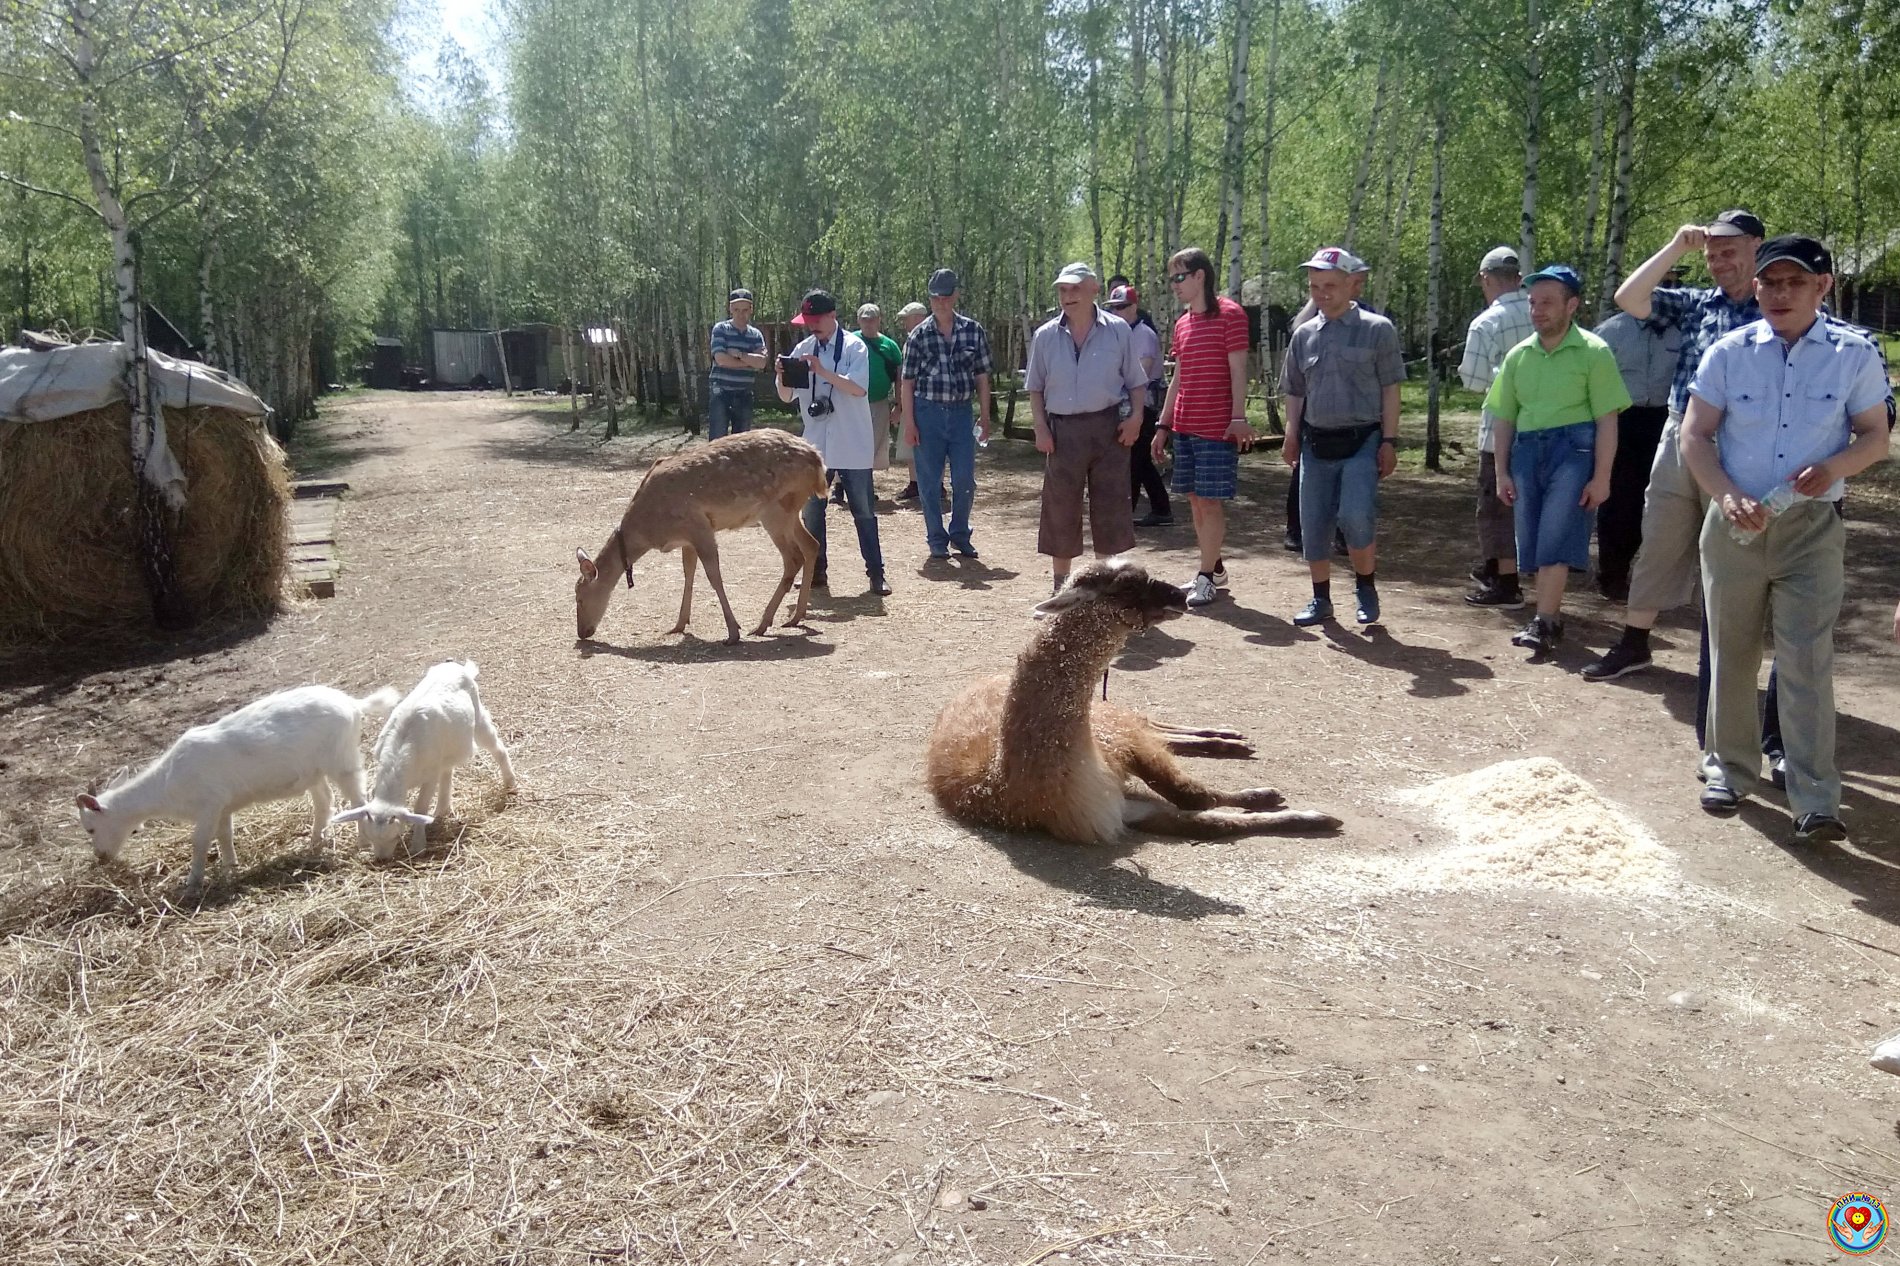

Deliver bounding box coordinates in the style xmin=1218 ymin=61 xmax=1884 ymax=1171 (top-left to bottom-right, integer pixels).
xmin=1306 ymin=422 xmax=1381 ymax=461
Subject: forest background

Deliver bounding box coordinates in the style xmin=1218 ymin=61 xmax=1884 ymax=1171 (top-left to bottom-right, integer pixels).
xmin=2 ymin=0 xmax=1898 ymax=432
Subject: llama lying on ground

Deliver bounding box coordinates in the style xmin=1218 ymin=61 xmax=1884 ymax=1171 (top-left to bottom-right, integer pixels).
xmin=333 ymin=659 xmax=516 ymax=859
xmin=76 ymin=684 xmax=400 ymax=893
xmin=926 ymin=559 xmax=1341 ymax=842
xmin=575 ymin=429 xmax=828 ymax=645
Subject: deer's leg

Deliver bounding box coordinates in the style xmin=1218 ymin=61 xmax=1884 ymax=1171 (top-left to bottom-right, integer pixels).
xmin=777 ymin=497 xmax=821 ymax=628
xmin=752 ymin=508 xmax=808 ymax=634
xmin=667 ymin=546 xmax=699 ymax=634
xmin=1119 ymin=741 xmax=1286 ymax=812
xmin=1122 ymin=796 xmax=1339 ymax=837
xmin=687 ymin=527 xmax=744 ymax=645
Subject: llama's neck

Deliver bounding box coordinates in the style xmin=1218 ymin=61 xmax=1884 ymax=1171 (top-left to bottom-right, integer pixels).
xmin=997 ymin=607 xmax=1131 ymax=757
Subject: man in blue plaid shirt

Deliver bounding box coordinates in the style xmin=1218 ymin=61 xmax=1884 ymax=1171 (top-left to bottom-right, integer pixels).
xmin=1584 ymin=210 xmax=1764 ymax=684
xmin=900 ymin=268 xmax=993 ymax=558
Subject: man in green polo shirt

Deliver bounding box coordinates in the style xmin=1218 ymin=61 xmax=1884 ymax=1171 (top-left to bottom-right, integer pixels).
xmin=857 ymin=303 xmax=907 ymax=490
xmin=1487 ymin=265 xmax=1630 ymax=655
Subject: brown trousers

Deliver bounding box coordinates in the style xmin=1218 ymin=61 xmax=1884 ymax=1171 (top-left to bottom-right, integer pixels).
xmin=1038 ymin=408 xmax=1136 ymax=559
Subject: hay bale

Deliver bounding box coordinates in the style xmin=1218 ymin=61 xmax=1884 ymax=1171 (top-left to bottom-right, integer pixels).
xmin=0 ymin=403 xmax=289 ymax=643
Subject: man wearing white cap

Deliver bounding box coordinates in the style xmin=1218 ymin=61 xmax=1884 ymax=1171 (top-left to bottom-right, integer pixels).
xmin=1457 ymin=246 xmax=1534 ymax=609
xmin=1280 ymin=246 xmax=1405 ymax=627
xmin=1024 ymin=262 xmax=1149 ymax=591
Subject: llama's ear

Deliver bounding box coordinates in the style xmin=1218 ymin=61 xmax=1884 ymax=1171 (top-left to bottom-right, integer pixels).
xmin=1031 ymin=587 xmax=1089 ymax=618
xmin=76 ymin=793 xmax=102 ymax=812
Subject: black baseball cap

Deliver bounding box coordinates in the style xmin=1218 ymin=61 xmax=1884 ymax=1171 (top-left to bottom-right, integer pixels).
xmin=728 ymin=288 xmax=755 ymax=304
xmin=1754 ymin=235 xmax=1832 ymax=275
xmin=1707 ymin=209 xmax=1766 ymax=239
xmin=800 ymin=290 xmax=837 ymax=316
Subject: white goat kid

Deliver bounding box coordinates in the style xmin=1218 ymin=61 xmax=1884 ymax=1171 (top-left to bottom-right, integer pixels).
xmin=76 ymin=684 xmax=400 ymax=894
xmin=335 ymin=660 xmax=517 ymax=859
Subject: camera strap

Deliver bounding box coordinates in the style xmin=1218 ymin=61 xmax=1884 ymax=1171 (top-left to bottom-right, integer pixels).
xmin=810 ymin=327 xmax=845 ymax=414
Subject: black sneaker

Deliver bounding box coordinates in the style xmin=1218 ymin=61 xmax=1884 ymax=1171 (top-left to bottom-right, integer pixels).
xmin=1701 ymin=784 xmax=1742 ymax=817
xmin=1283 ymin=532 xmax=1302 ymax=553
xmin=1470 ymin=559 xmax=1497 ymax=584
xmin=1135 ymin=511 xmax=1175 ymax=528
xmin=829 ymin=481 xmax=848 ymax=507
xmin=1794 ymin=812 xmax=1847 ymax=843
xmin=1464 ymin=581 xmax=1525 ymax=609
xmin=1597 ymin=574 xmax=1630 ymax=604
xmin=811 ymin=569 xmax=828 ymax=590
xmin=1510 ymin=615 xmax=1563 ymax=652
xmin=1581 ymin=640 xmax=1652 ymax=682
xmin=1769 ymin=754 xmax=1787 ymax=789
xmin=869 ymin=575 xmax=892 ymax=597
xmin=896 ymin=481 xmax=920 ymax=501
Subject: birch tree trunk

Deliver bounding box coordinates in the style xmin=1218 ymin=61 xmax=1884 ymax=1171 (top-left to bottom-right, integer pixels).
xmin=1374 ymin=110 xmax=1425 ymax=313
xmin=1425 ymin=103 xmax=1446 ymax=472
xmin=1086 ymin=0 xmax=1106 ymax=276
xmin=1256 ymin=0 xmax=1282 ymax=396
xmin=1219 ymin=0 xmax=1252 ymax=296
xmin=1519 ymin=0 xmax=1541 ymax=274
xmin=73 ymin=0 xmax=188 ymax=626
xmin=1131 ymin=0 xmax=1151 ymax=289
xmin=1159 ymin=0 xmax=1182 ymax=254
xmin=1579 ymin=38 xmax=1608 ymax=297
xmin=1343 ymin=52 xmax=1389 ymax=251
xmin=1597 ymin=25 xmax=1637 ymax=316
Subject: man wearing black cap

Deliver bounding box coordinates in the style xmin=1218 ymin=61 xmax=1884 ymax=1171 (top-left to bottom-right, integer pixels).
xmin=1107 ymin=278 xmax=1171 ymax=526
xmin=708 ymin=288 xmax=768 ymax=440
xmin=1680 ymin=236 xmax=1890 ymax=840
xmin=900 ymin=268 xmax=993 ymax=559
xmin=1585 ymin=210 xmax=1764 ymax=682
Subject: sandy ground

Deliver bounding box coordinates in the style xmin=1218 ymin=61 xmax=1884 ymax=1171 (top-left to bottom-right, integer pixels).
xmin=3 ymin=390 xmax=1900 ymax=1264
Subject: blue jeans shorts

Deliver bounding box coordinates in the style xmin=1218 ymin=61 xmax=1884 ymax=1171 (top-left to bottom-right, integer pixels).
xmin=1510 ymin=421 xmax=1597 ymax=572
xmin=1297 ymin=428 xmax=1380 ymax=563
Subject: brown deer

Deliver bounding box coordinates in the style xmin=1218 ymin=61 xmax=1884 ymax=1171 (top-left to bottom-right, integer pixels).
xmin=575 ymin=430 xmax=828 ymax=645
xmin=927 ymin=558 xmax=1340 ymax=842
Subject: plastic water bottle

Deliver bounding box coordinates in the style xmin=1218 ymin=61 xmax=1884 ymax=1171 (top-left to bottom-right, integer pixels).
xmin=974 ymin=421 xmax=989 ymax=449
xmin=1727 ymin=482 xmax=1808 ymax=545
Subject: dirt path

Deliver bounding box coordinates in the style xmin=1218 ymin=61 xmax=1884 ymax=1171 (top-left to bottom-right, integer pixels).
xmin=3 ymin=391 xmax=1899 ymax=1264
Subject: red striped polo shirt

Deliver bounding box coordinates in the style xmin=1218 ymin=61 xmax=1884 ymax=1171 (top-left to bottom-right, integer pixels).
xmin=1168 ymin=297 xmax=1249 ymax=439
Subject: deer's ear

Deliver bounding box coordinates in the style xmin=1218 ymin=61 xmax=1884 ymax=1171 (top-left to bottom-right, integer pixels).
xmin=576 ymin=548 xmax=598 ymax=583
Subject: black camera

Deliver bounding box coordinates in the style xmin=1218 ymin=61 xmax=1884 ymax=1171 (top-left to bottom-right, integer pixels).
xmin=777 ymin=354 xmax=811 ymax=388
xmin=806 ymin=396 xmax=834 ymax=418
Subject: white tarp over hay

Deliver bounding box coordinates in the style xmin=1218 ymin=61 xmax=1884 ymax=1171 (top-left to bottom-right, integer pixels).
xmin=0 ymin=342 xmax=268 ymax=505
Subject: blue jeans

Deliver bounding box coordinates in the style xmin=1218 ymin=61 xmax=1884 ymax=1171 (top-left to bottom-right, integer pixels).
xmin=801 ymin=467 xmax=884 ymax=580
xmin=707 ymin=389 xmax=754 ymax=440
xmin=1509 ymin=422 xmax=1597 ymax=573
xmin=912 ymin=399 xmax=977 ymax=553
xmin=1296 ymin=429 xmax=1380 ymax=564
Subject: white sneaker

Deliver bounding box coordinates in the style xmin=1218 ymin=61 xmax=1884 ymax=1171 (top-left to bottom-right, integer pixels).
xmin=1185 ymin=573 xmax=1217 ymax=607
xmin=1211 ymin=563 xmax=1229 ymax=587
xmin=1872 ymin=1034 xmax=1900 ymax=1076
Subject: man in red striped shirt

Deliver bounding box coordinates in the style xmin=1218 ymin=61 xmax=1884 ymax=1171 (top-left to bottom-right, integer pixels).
xmin=1152 ymin=247 xmax=1253 ymax=608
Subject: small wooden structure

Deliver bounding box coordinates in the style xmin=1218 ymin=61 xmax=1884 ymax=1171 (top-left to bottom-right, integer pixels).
xmin=287 ymin=480 xmax=346 ymax=599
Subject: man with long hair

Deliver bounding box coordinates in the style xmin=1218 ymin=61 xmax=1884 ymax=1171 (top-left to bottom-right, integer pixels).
xmin=1152 ymin=247 xmax=1252 ymax=607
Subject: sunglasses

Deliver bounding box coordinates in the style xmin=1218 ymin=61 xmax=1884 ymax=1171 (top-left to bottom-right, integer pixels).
xmin=1169 ymin=272 xmax=1192 ymax=284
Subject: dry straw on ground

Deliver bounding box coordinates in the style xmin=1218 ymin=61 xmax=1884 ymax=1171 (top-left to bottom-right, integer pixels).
xmin=0 ymin=404 xmax=288 ymax=645
xmin=0 ymin=783 xmax=1030 ymax=1263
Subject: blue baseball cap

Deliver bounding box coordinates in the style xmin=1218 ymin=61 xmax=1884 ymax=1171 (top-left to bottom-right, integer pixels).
xmin=1523 ymin=264 xmax=1583 ymax=295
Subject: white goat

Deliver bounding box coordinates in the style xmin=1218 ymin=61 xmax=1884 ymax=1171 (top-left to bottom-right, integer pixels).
xmin=76 ymin=684 xmax=400 ymax=893
xmin=333 ymin=660 xmax=517 ymax=859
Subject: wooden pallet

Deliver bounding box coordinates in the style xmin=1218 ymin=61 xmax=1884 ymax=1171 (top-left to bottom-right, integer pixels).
xmin=288 ymin=479 xmax=346 ymax=598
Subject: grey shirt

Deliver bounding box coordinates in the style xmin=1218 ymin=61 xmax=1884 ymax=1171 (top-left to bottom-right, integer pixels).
xmin=1281 ymin=304 xmax=1406 ymax=429
xmin=1594 ymin=312 xmax=1682 ymax=410
xmin=1024 ymin=307 xmax=1148 ymax=415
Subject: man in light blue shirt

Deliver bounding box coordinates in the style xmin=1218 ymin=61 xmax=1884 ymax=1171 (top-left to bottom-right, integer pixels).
xmin=1682 ymin=236 xmax=1891 ymax=840
xmin=1025 ymin=262 xmax=1148 ymax=592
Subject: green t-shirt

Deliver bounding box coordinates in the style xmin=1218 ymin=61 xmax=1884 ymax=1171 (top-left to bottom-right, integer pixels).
xmin=1484 ymin=324 xmax=1633 ymax=433
xmin=863 ymin=332 xmax=903 ymax=402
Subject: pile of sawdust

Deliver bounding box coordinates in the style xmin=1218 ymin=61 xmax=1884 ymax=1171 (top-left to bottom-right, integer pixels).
xmin=1389 ymin=756 xmax=1676 ymax=896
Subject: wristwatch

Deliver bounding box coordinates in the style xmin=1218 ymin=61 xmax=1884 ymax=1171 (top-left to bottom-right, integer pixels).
xmin=1379 ymin=436 xmax=1397 ymax=446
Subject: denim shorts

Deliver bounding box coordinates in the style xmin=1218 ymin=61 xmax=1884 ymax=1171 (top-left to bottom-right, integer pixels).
xmin=1169 ymin=432 xmax=1239 ymax=500
xmin=1510 ymin=421 xmax=1597 ymax=572
xmin=1297 ymin=427 xmax=1380 ymax=563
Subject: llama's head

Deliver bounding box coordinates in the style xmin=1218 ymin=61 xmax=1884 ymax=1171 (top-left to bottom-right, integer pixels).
xmin=574 ymin=547 xmax=620 ymax=639
xmin=1032 ymin=558 xmax=1187 ymax=629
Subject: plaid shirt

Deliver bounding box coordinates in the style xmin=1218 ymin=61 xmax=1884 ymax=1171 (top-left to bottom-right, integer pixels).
xmin=1281 ymin=304 xmax=1405 ymax=428
xmin=1646 ymin=285 xmax=1760 ymax=416
xmin=901 ymin=312 xmax=993 ymax=403
xmin=1459 ymin=289 xmax=1535 ymax=453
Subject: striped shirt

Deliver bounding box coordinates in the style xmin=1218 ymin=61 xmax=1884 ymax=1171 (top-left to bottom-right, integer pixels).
xmin=901 ymin=312 xmax=993 ymax=403
xmin=1167 ymin=296 xmax=1249 ymax=440
xmin=709 ymin=320 xmax=766 ymax=394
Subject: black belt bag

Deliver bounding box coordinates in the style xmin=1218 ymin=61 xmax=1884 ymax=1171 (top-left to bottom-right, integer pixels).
xmin=1305 ymin=422 xmax=1381 ymax=461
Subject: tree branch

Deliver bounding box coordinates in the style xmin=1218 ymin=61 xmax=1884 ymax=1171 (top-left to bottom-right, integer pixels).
xmin=0 ymin=169 xmax=105 ymax=219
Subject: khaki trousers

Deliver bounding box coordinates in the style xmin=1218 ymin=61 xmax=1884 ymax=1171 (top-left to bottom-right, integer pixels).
xmin=1698 ymin=500 xmax=1844 ymax=816
xmin=1626 ymin=412 xmax=1709 ymax=614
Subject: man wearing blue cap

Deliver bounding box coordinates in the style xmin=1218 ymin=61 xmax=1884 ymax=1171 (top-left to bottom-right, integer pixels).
xmin=900 ymin=268 xmax=993 ymax=559
xmin=1486 ymin=265 xmax=1630 ymax=655
xmin=1681 ymin=235 xmax=1890 ymax=840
